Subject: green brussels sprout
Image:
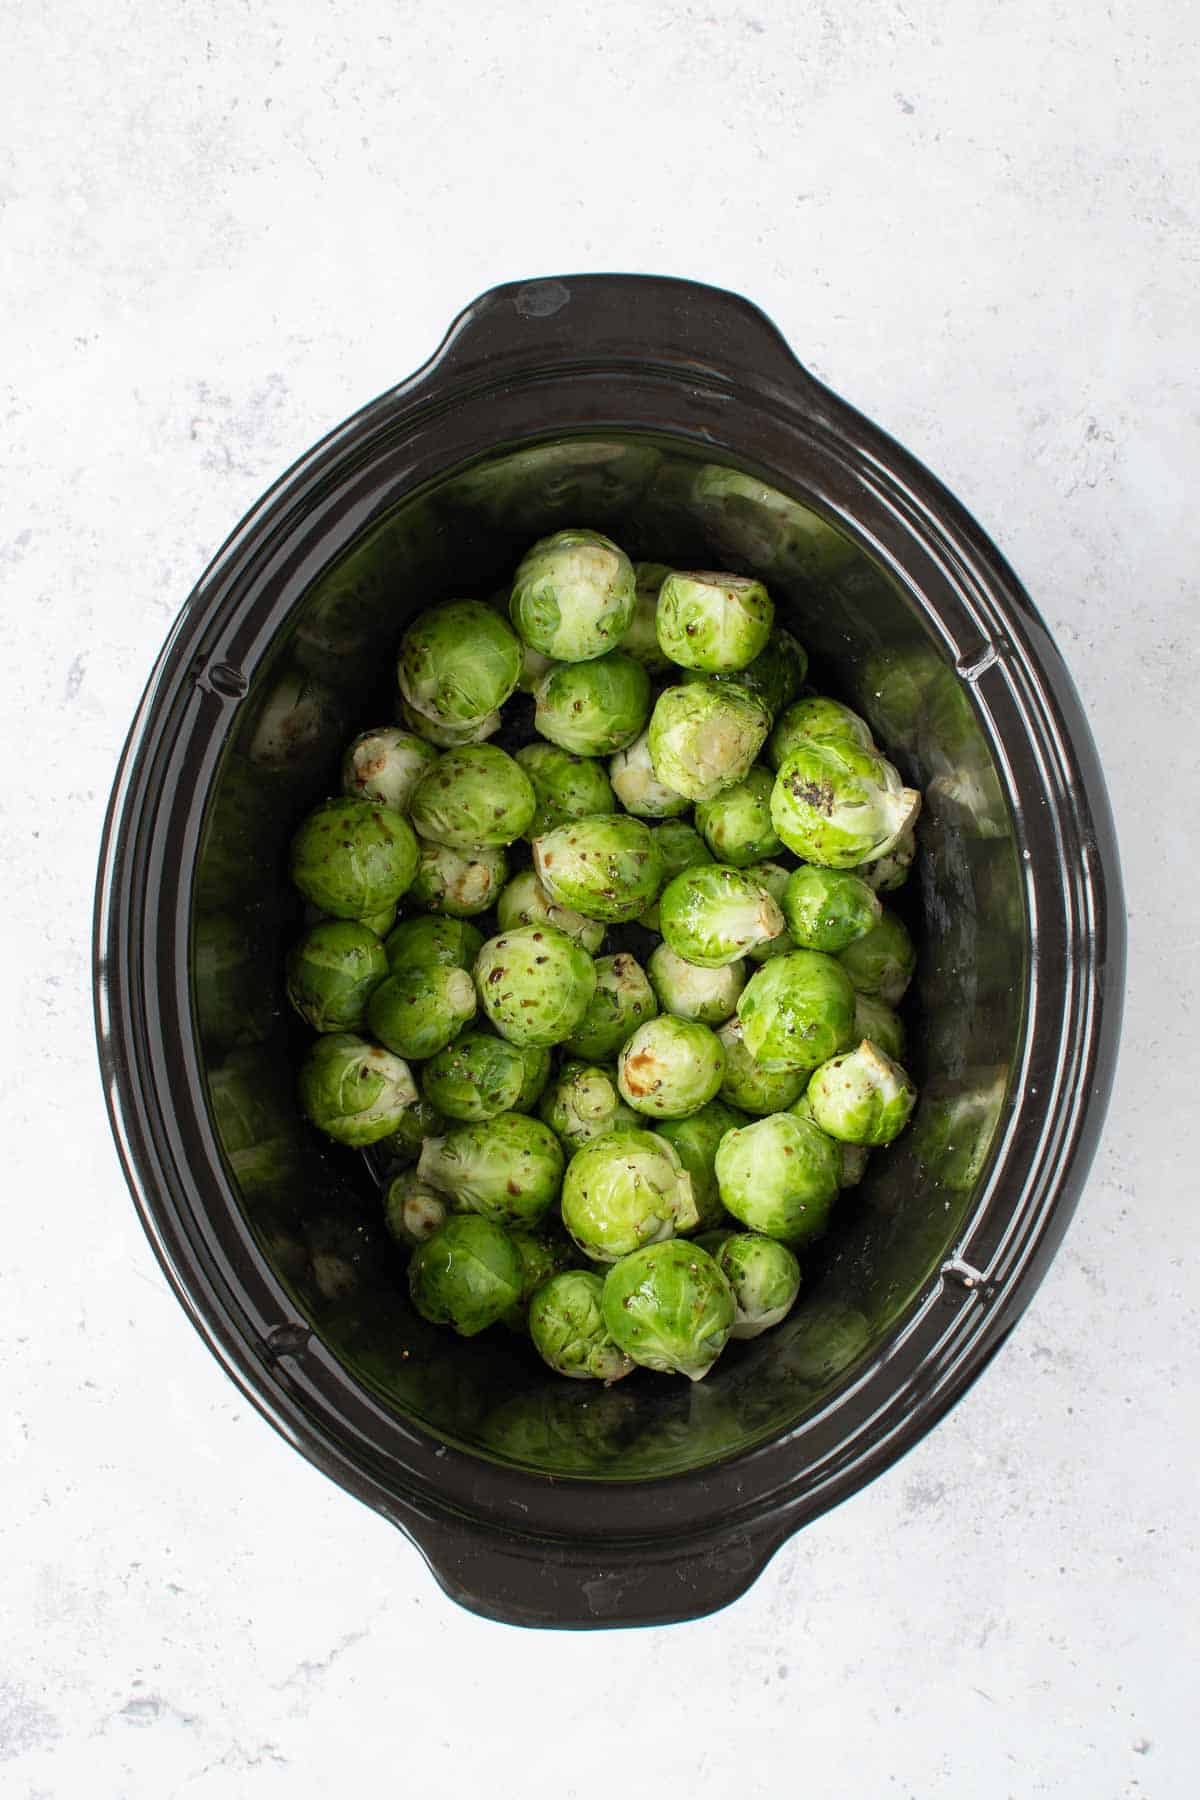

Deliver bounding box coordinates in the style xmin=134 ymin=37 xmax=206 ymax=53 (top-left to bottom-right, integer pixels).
xmin=807 ymin=1040 xmax=917 ymax=1145
xmin=771 ymin=739 xmax=921 ymax=868
xmin=539 ymin=1060 xmax=639 ymax=1152
xmin=496 ymin=869 xmax=606 ymax=955
xmin=658 ymin=863 xmax=785 ymax=967
xmin=509 ymin=528 xmax=636 ymax=662
xmin=374 ymin=1096 xmax=448 ymax=1165
xmin=418 ymin=1113 xmax=565 ymax=1228
xmin=503 ymin=1227 xmax=580 ymax=1330
xmin=617 ymin=1016 xmax=726 ymax=1119
xmin=420 ymin=1030 xmax=533 ymax=1122
xmin=654 ymin=1098 xmax=748 ymax=1230
xmin=516 ymin=641 xmax=555 ymax=695
xmin=736 ymin=949 xmax=857 ymax=1072
xmin=384 ymin=914 xmax=483 ymax=973
xmin=854 ymin=824 xmax=916 ymax=893
xmin=408 ymin=840 xmax=507 ymax=916
xmin=655 ymin=569 xmax=773 ymax=673
xmin=341 ymin=726 xmax=438 ymax=812
xmin=781 ymin=865 xmax=883 ymax=952
xmin=692 ymin=628 xmax=807 ymax=719
xmin=619 ymin=562 xmax=674 ymax=673
xmin=694 ymin=766 xmax=783 ymax=866
xmin=397 ymin=599 xmax=522 ymax=727
xmin=533 ymin=652 xmax=651 ymax=755
xmin=766 ymin=695 xmax=875 ymax=769
xmin=714 ymin=1112 xmax=840 ymax=1244
xmin=647 ymin=682 xmax=770 ymax=802
xmin=529 ymin=1272 xmax=635 ymax=1381
xmin=398 ymin=698 xmax=502 ymax=748
xmin=382 ymin=1172 xmax=449 ymax=1247
xmin=601 ymin=1240 xmax=735 ymax=1381
xmin=638 ymin=821 xmax=714 ymax=931
xmin=409 ymin=746 xmax=536 ymax=850
xmin=474 ymin=925 xmax=597 ymax=1048
xmin=837 ymin=910 xmax=917 ymax=1006
xmin=298 ymin=1033 xmax=417 ymax=1146
xmin=285 ymin=920 xmax=389 ymax=1032
xmin=533 ymin=814 xmax=662 ymax=924
xmin=713 ymin=1234 xmax=802 ymax=1339
xmin=289 ymin=798 xmax=420 ymax=920
xmin=741 ymin=860 xmax=797 ymax=962
xmin=853 ymin=991 xmax=907 ymax=1063
xmin=408 ymin=1215 xmax=523 ymax=1337
xmin=511 ymin=1043 xmax=553 ymax=1113
xmin=563 ymin=952 xmax=658 ymax=1061
xmin=608 ymin=732 xmax=691 ymax=819
xmin=366 ymin=964 xmax=477 ymax=1060
xmin=513 ymin=742 xmax=616 ymax=838
xmin=716 ymin=1016 xmax=810 ymax=1114
xmin=647 ymin=943 xmax=745 ymax=1025
xmin=561 ymin=1128 xmax=697 ymax=1262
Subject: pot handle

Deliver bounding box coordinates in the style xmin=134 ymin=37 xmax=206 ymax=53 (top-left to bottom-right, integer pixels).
xmin=400 ymin=1510 xmax=783 ymax=1630
xmin=421 ymin=273 xmax=822 ymax=401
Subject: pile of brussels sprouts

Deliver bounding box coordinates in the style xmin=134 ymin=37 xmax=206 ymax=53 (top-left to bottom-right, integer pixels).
xmin=284 ymin=528 xmax=921 ymax=1385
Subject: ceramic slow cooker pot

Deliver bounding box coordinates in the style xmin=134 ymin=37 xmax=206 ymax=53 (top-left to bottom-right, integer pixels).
xmin=95 ymin=275 xmax=1123 ymax=1628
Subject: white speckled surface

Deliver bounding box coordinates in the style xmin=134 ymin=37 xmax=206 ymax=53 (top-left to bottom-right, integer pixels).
xmin=4 ymin=1 xmax=1197 ymax=1793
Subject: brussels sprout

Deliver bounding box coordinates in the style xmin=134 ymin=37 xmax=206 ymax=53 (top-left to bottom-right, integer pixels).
xmin=474 ymin=925 xmax=597 ymax=1048
xmin=298 ymin=1033 xmax=417 ymax=1146
xmin=837 ymin=910 xmax=917 ymax=1006
xmin=619 ymin=562 xmax=674 ymax=673
xmin=807 ymin=1039 xmax=918 ymax=1145
xmin=529 ymin=1272 xmax=636 ymax=1381
xmin=533 ymin=652 xmax=651 ymax=756
xmin=289 ymin=798 xmax=420 ymax=920
xmin=714 ymin=1112 xmax=840 ymax=1244
xmin=560 ymin=1128 xmax=697 ymax=1262
xmin=397 ymin=599 xmax=522 ymax=726
xmin=509 ymin=528 xmax=636 ymax=662
xmin=511 ymin=1043 xmax=553 ymax=1113
xmin=280 ymin=921 xmax=383 ymax=1035
xmin=654 ymin=1099 xmax=748 ymax=1230
xmin=408 ymin=1215 xmax=523 ymax=1337
xmin=736 ymin=950 xmax=856 ymax=1072
xmin=771 ymin=740 xmax=922 ymax=869
xmin=418 ymin=1113 xmax=565 ymax=1228
xmin=516 ymin=642 xmax=555 ymax=695
xmin=420 ymin=1030 xmax=533 ymax=1122
xmin=766 ymin=695 xmax=875 ymax=769
xmin=658 ymin=863 xmax=785 ymax=967
xmin=655 ymin=569 xmax=773 ymax=673
xmin=638 ymin=821 xmax=714 ymax=931
xmin=741 ymin=860 xmax=796 ymax=962
xmin=533 ymin=814 xmax=661 ymax=924
xmin=647 ymin=943 xmax=745 ymax=1025
xmin=408 ymin=840 xmax=507 ymax=916
xmin=854 ymin=824 xmax=916 ymax=893
xmin=374 ymin=1096 xmax=448 ymax=1165
xmin=409 ymin=746 xmax=536 ymax=850
xmin=513 ymin=742 xmax=616 ymax=838
xmin=695 ymin=628 xmax=807 ymax=719
xmin=695 ymin=766 xmax=783 ymax=866
xmin=647 ymin=682 xmax=770 ymax=802
xmin=398 ymin=698 xmax=502 ymax=748
xmin=383 ymin=1172 xmax=450 ymax=1247
xmin=539 ymin=1060 xmax=638 ymax=1152
xmin=609 ymin=732 xmax=690 ymax=819
xmin=384 ymin=914 xmax=483 ymax=973
xmin=601 ymin=1240 xmax=735 ymax=1381
xmin=563 ymin=952 xmax=658 ymax=1060
xmin=504 ymin=1227 xmax=580 ymax=1330
xmin=496 ymin=869 xmax=606 ymax=955
xmin=366 ymin=964 xmax=477 ymax=1060
xmin=341 ymin=727 xmax=438 ymax=812
xmin=853 ymin=991 xmax=907 ymax=1063
xmin=781 ymin=865 xmax=883 ymax=952
xmin=713 ymin=1234 xmax=802 ymax=1338
xmin=716 ymin=1016 xmax=810 ymax=1114
xmin=617 ymin=1016 xmax=726 ymax=1120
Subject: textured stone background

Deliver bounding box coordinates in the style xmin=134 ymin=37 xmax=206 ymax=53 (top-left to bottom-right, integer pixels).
xmin=3 ymin=2 xmax=1196 ymax=1794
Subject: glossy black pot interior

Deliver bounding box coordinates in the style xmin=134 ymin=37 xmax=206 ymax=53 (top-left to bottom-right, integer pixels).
xmin=96 ymin=276 xmax=1123 ymax=1628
